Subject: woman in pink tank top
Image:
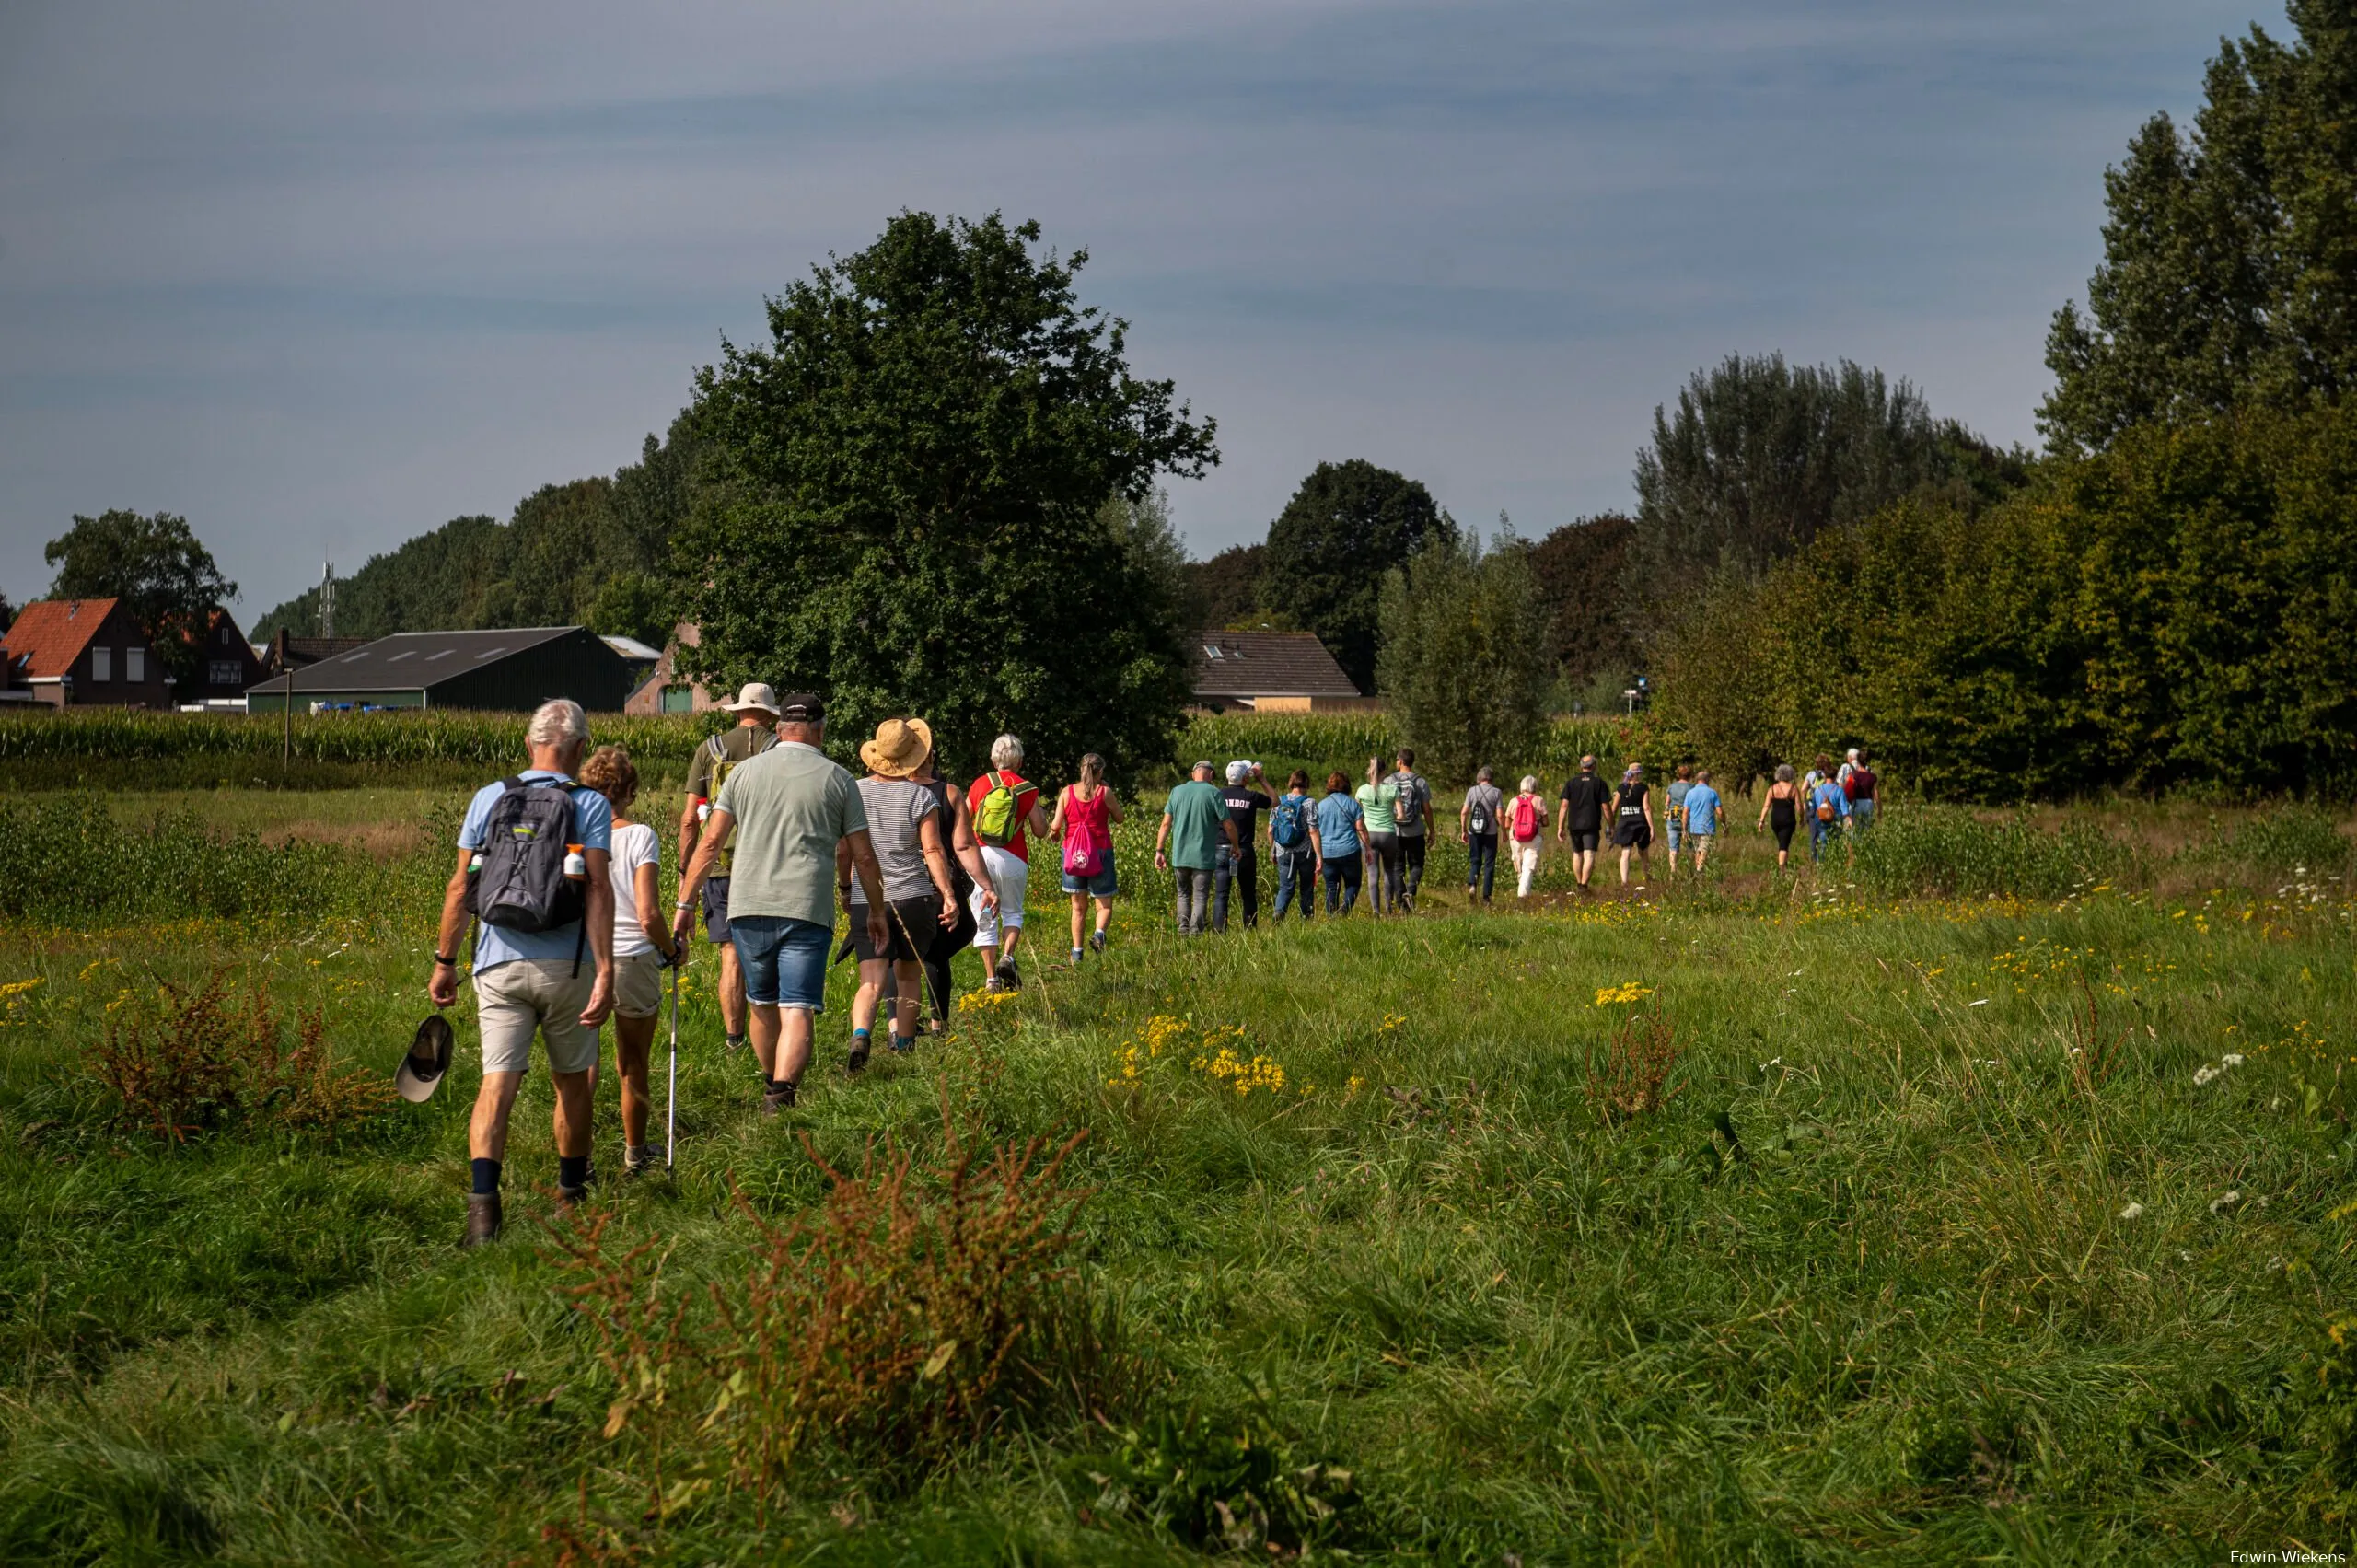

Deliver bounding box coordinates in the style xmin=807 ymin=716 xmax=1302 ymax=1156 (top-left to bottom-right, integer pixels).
xmin=1047 ymin=751 xmax=1125 ymax=963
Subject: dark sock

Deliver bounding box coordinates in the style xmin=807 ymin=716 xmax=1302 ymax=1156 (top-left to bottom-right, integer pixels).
xmin=557 ymin=1155 xmax=589 ymax=1191
xmin=470 ymin=1158 xmax=502 ymax=1196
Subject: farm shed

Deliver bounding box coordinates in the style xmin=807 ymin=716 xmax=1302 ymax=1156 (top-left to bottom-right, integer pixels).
xmin=246 ymin=626 xmax=633 ymax=713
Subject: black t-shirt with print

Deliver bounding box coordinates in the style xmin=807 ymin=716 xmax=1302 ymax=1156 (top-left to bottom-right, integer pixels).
xmin=1219 ymin=786 xmax=1273 ymax=846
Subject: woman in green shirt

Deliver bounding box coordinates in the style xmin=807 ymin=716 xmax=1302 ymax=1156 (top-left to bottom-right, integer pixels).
xmin=1355 ymin=756 xmax=1403 ymax=915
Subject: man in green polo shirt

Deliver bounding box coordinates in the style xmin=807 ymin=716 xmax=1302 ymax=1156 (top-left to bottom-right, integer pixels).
xmin=1155 ymin=760 xmax=1237 ymax=936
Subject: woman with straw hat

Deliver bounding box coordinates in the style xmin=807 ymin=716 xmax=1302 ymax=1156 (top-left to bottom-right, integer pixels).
xmin=840 ymin=717 xmax=989 ymax=1072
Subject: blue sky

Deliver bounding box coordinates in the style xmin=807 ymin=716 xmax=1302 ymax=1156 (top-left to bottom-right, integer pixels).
xmin=0 ymin=0 xmax=2269 ymax=618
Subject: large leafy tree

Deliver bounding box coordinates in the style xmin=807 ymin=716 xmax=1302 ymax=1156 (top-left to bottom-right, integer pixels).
xmin=1376 ymin=525 xmax=1550 ymax=784
xmin=1524 ymin=512 xmax=1636 ymax=693
xmin=44 ymin=510 xmax=238 ymax=683
xmin=2042 ymin=1 xmax=2357 ymax=452
xmin=1625 ymin=355 xmax=2016 ymax=645
xmin=1260 ymin=459 xmax=1455 ymax=693
xmin=677 ymin=212 xmax=1217 ymax=785
xmin=1181 ymin=541 xmax=1269 ymax=631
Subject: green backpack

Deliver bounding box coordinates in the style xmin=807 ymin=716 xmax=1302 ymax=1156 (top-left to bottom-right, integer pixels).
xmin=973 ymin=771 xmax=1029 ymax=847
xmin=701 ymin=730 xmax=775 ymax=873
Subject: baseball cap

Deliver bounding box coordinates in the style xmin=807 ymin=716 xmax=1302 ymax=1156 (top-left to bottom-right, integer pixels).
xmin=1225 ymin=760 xmax=1251 ymax=784
xmin=776 ymin=691 xmax=825 ymax=723
xmin=395 ymin=1013 xmax=455 ymax=1103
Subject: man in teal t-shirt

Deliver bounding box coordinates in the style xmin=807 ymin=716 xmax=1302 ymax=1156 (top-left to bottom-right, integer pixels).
xmin=1156 ymin=761 xmax=1239 ymax=936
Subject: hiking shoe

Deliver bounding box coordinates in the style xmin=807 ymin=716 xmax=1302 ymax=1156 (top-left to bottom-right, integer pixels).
xmin=845 ymin=1042 xmax=871 ymax=1075
xmin=995 ymin=958 xmax=1021 ymax=991
xmin=725 ymin=1033 xmax=748 ymax=1053
xmin=621 ymin=1143 xmax=665 ymax=1176
xmin=888 ymin=1033 xmax=914 ymax=1054
xmin=984 ymin=978 xmax=1006 ymax=993
xmin=1068 ymin=947 xmax=1084 ymax=967
xmin=462 ymin=1192 xmax=503 ymax=1248
xmin=761 ymin=1082 xmax=797 ymax=1117
xmin=1088 ymin=930 xmax=1107 ymax=955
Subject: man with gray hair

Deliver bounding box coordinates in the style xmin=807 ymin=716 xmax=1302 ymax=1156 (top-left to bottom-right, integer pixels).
xmin=1155 ymin=759 xmax=1237 ymax=935
xmin=429 ymin=698 xmax=615 ymax=1248
xmin=967 ymin=733 xmax=1051 ymax=991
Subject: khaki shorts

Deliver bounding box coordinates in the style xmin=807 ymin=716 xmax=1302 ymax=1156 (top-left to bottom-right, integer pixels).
xmin=474 ymin=958 xmax=599 ymax=1076
xmin=612 ymin=949 xmax=664 ymax=1019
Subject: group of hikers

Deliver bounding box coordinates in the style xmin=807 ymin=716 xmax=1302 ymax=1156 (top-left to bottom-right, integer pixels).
xmin=423 ymin=689 xmax=1881 ymax=1244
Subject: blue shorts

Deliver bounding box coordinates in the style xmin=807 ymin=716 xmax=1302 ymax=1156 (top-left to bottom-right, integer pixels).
xmin=727 ymin=914 xmax=831 ymax=1012
xmin=702 ymin=877 xmax=733 ymax=943
xmin=1060 ymin=847 xmax=1119 ymax=898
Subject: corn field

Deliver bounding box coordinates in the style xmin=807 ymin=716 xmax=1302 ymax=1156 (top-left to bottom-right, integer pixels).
xmin=0 ymin=708 xmax=1631 ymax=785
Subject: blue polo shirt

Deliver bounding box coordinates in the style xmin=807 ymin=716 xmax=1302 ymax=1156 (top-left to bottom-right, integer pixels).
xmin=1683 ymin=784 xmax=1721 ymax=835
xmin=458 ymin=770 xmax=612 ymax=972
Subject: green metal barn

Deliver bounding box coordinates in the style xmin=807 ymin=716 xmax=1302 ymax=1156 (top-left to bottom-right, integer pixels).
xmin=245 ymin=626 xmax=633 ymax=713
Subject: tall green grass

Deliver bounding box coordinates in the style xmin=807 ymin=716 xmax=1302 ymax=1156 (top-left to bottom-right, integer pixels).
xmin=1848 ymin=807 xmax=2143 ymax=899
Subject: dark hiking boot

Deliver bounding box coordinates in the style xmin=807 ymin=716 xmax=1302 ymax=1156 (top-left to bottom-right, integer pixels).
xmin=761 ymin=1080 xmax=797 ymax=1117
xmin=1088 ymin=930 xmax=1107 ymax=955
xmin=462 ymin=1192 xmax=503 ymax=1248
xmin=845 ymin=1041 xmax=871 ymax=1075
xmin=995 ymin=958 xmax=1022 ymax=991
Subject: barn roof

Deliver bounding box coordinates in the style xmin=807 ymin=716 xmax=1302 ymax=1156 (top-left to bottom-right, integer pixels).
xmin=250 ymin=626 xmax=584 ymax=693
xmin=1190 ymin=630 xmax=1363 ymax=699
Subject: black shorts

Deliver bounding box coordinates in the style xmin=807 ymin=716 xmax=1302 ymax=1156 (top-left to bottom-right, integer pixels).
xmin=702 ymin=877 xmax=733 ymax=942
xmin=1569 ymin=828 xmax=1601 ymax=854
xmin=850 ymin=896 xmax=944 ymax=964
xmin=1773 ymin=824 xmax=1795 ymax=851
xmin=1614 ymin=820 xmax=1652 ymax=849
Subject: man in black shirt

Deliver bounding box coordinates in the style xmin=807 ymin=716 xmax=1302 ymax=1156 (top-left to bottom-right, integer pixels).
xmin=1555 ymin=753 xmax=1609 ymax=890
xmin=1213 ymin=761 xmax=1275 ymax=931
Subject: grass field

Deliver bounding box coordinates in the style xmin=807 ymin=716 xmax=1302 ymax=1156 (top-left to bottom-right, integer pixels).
xmin=3 ymin=775 xmax=2355 ymax=1563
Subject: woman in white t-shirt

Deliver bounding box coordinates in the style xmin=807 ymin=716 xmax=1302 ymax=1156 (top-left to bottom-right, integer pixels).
xmin=583 ymin=745 xmax=680 ymax=1175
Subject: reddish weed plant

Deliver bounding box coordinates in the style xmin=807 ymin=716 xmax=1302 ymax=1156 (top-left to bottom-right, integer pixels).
xmin=87 ymin=969 xmax=392 ymax=1141
xmin=1585 ymin=1000 xmax=1683 ymax=1123
xmin=553 ymin=1094 xmax=1130 ymax=1518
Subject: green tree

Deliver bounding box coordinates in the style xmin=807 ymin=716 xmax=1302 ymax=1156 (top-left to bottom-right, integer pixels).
xmin=1626 ymin=355 xmax=2018 ymax=645
xmin=1260 ymin=459 xmax=1456 ymax=693
xmin=1182 ymin=540 xmax=1269 ymax=630
xmin=677 ymin=211 xmax=1218 ymax=785
xmin=2042 ymin=1 xmax=2357 ymax=452
xmin=1524 ymin=512 xmax=1636 ymax=695
xmin=44 ymin=510 xmax=238 ymax=684
xmin=1375 ymin=523 xmax=1550 ymax=785
xmin=586 ymin=572 xmax=675 ymax=648
xmin=1649 ymin=404 xmax=2357 ymax=799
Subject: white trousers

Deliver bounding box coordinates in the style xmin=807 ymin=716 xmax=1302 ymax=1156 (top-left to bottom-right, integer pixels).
xmin=970 ymin=845 xmax=1028 ymax=946
xmin=1512 ymin=840 xmax=1542 ymax=897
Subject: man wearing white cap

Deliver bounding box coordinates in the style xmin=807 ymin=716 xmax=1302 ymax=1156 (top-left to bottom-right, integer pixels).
xmin=678 ymin=683 xmax=780 ymax=1051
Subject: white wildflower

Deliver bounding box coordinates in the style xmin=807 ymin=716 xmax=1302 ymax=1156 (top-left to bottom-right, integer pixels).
xmin=2118 ymin=1202 xmax=2144 ymax=1221
xmin=2221 ymin=1052 xmax=2244 ymax=1068
xmin=2193 ymin=1065 xmax=2219 ymax=1086
xmin=2209 ymin=1191 xmax=2241 ymax=1214
xmin=1969 ymin=998 xmax=1990 ymax=1007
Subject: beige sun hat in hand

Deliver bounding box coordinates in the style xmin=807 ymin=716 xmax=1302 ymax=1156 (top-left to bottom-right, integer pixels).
xmin=721 ymin=683 xmax=782 ymax=716
xmin=859 ymin=716 xmax=933 ymax=779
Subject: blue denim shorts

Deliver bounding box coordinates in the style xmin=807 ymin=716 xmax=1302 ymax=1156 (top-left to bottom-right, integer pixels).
xmin=727 ymin=914 xmax=831 ymax=1011
xmin=1060 ymin=845 xmax=1119 ymax=898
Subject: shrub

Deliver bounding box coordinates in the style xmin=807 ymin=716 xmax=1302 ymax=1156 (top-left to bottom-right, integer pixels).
xmin=86 ymin=970 xmax=393 ymax=1141
xmin=553 ymin=1101 xmax=1120 ymax=1514
xmin=2210 ymin=803 xmax=2353 ymax=877
xmin=1585 ymin=998 xmax=1682 ymax=1123
xmin=1849 ymin=808 xmax=2138 ymax=899
xmin=0 ymin=798 xmax=369 ymax=924
xmin=1069 ymin=1406 xmax=1362 ymax=1553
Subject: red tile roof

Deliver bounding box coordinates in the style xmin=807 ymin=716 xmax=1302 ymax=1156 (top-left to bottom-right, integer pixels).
xmin=1191 ymin=630 xmax=1364 ymax=698
xmin=2 ymin=598 xmax=124 ymax=679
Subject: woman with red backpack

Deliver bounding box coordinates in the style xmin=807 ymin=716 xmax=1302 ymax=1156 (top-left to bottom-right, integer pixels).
xmin=1508 ymin=774 xmax=1548 ymax=899
xmin=1048 ymin=752 xmax=1124 ymax=965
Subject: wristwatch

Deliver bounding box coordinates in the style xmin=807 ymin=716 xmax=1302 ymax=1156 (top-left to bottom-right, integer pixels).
xmin=433 ymin=953 xmax=455 ymax=968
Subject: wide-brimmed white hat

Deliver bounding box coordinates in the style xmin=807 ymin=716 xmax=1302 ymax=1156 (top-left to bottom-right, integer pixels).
xmin=721 ymin=682 xmax=781 ymax=716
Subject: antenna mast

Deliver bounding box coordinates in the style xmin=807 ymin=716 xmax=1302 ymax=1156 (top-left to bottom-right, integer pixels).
xmin=319 ymin=562 xmax=336 ymax=643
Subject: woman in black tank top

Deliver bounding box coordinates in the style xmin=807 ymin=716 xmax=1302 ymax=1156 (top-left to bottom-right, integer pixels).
xmin=1758 ymin=762 xmax=1799 ymax=867
xmin=909 ymin=757 xmax=982 ymax=1032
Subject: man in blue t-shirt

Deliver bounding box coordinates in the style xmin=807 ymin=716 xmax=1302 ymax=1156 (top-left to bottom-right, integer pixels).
xmin=429 ymin=699 xmax=616 ymax=1248
xmin=1681 ymin=769 xmax=1723 ymax=874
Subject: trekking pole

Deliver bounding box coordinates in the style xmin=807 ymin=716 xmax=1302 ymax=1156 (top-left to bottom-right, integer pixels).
xmin=666 ymin=960 xmax=679 ymax=1173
